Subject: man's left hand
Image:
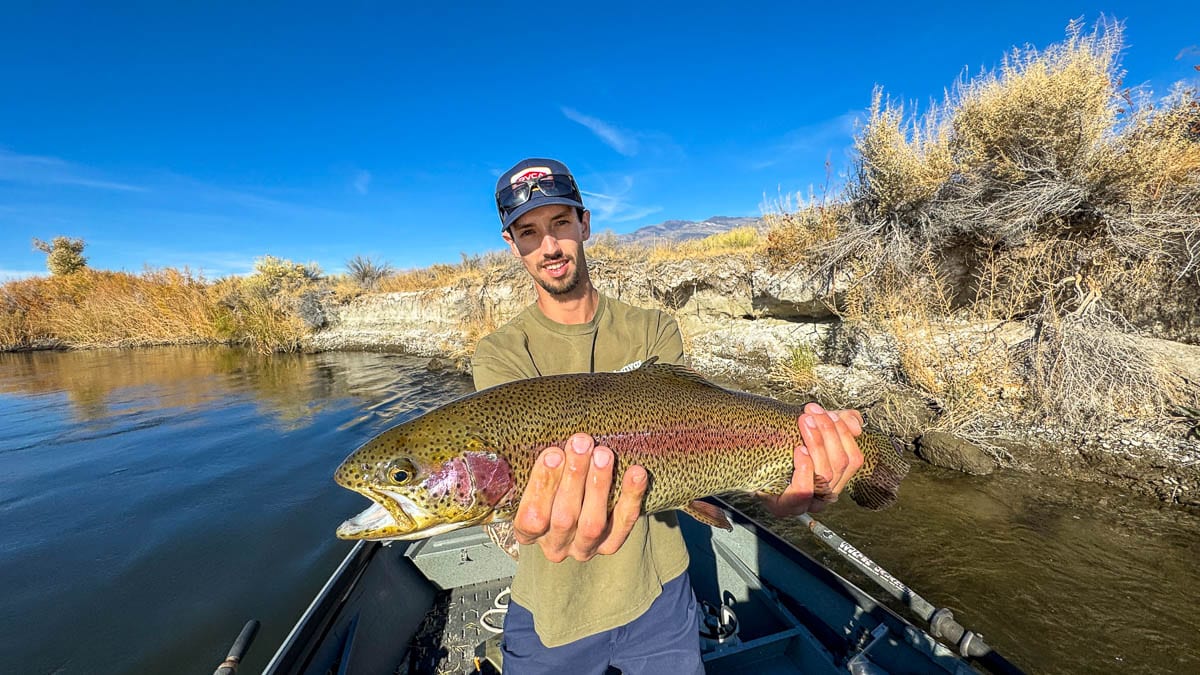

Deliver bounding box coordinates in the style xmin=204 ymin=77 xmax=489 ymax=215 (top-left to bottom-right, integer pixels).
xmin=759 ymin=403 xmax=865 ymax=516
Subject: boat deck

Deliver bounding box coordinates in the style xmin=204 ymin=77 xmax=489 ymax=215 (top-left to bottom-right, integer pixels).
xmin=406 ymin=577 xmax=511 ymax=674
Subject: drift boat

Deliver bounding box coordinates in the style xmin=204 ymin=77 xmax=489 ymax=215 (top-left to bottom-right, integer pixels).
xmin=242 ymin=498 xmax=1022 ymax=674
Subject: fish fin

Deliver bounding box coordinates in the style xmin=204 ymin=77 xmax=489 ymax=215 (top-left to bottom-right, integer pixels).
xmin=681 ymin=500 xmax=733 ymax=531
xmin=847 ymin=433 xmax=911 ymax=510
xmin=483 ymin=521 xmax=520 ymax=561
xmin=635 ymin=359 xmax=719 ymax=387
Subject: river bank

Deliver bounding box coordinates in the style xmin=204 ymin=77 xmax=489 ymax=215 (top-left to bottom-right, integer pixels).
xmin=303 ymin=253 xmax=1200 ymax=509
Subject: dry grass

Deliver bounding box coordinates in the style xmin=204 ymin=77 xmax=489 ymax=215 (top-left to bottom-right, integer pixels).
xmin=755 ymin=17 xmax=1199 ymax=430
xmin=0 ymin=269 xmax=221 ymax=349
xmin=1021 ymin=309 xmax=1186 ymax=426
xmin=649 ymin=227 xmax=761 ymax=262
xmin=0 ymin=258 xmax=326 ymax=353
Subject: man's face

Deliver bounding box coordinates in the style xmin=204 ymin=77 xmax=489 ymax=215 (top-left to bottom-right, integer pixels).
xmin=502 ymin=204 xmax=591 ymax=297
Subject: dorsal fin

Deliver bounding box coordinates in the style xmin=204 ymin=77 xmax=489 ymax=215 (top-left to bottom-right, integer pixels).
xmin=634 ymin=358 xmax=718 ymax=387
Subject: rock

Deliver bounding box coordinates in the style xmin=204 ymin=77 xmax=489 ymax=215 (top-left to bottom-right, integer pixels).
xmin=750 ymin=268 xmax=840 ymax=320
xmin=296 ymin=290 xmax=329 ymax=329
xmin=917 ymin=431 xmax=997 ymax=475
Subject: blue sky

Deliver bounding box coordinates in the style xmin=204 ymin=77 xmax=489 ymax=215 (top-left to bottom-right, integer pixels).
xmin=2 ymin=2 xmax=1197 ymax=279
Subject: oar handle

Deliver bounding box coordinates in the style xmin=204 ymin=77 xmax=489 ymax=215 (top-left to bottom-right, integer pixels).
xmin=797 ymin=514 xmax=1025 ymax=674
xmin=213 ymin=619 xmax=260 ymax=675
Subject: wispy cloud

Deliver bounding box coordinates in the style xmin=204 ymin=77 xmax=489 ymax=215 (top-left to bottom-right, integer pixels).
xmin=748 ymin=111 xmax=860 ymax=170
xmin=1175 ymin=45 xmax=1200 ymax=60
xmin=561 ymin=107 xmax=640 ymax=157
xmin=581 ymin=175 xmax=662 ymax=224
xmin=352 ymin=170 xmax=371 ymax=195
xmin=0 ymin=148 xmax=147 ymax=192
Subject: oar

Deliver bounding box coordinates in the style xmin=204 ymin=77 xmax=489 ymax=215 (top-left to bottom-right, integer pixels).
xmin=798 ymin=514 xmax=1025 ymax=675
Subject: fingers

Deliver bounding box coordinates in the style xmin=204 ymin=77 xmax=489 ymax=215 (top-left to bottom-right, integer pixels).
xmin=513 ymin=434 xmax=634 ymax=563
xmin=829 ymin=414 xmax=865 ymax=495
xmin=513 ymin=446 xmax=565 ymax=546
xmin=758 ymin=444 xmax=815 ymax=517
xmin=541 ymin=434 xmax=597 ymax=561
xmin=800 ymin=404 xmax=866 ymax=510
xmin=596 ymin=465 xmax=648 ymax=556
xmin=574 ymin=444 xmax=616 ymax=557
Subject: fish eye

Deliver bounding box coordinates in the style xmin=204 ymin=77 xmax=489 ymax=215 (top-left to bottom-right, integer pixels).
xmin=387 ymin=459 xmax=416 ymax=485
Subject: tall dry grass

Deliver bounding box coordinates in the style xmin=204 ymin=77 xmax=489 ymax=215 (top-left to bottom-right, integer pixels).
xmin=1 ymin=258 xmax=325 ymax=353
xmin=760 ymin=17 xmax=1199 ymax=429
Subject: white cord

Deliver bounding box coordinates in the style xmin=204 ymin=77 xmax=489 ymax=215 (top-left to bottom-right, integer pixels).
xmin=480 ymin=587 xmax=511 ymax=634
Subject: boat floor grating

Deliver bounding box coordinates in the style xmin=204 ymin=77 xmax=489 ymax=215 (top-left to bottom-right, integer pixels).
xmin=403 ymin=576 xmax=513 ymax=674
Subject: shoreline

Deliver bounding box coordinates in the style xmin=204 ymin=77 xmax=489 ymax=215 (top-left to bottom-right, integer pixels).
xmin=7 ymin=326 xmax=1198 ymax=510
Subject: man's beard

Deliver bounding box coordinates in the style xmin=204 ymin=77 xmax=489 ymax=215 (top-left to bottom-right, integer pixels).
xmin=535 ymin=255 xmax=581 ymax=296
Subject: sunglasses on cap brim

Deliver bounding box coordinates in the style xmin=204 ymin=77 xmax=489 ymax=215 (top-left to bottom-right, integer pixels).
xmin=495 ymin=174 xmax=581 ymax=218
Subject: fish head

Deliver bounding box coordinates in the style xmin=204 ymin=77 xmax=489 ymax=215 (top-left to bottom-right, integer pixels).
xmin=333 ymin=425 xmax=515 ymax=541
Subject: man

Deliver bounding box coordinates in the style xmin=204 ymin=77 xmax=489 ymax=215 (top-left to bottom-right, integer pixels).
xmin=472 ymin=158 xmax=865 ymax=674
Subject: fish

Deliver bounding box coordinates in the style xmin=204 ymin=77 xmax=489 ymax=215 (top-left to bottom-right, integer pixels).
xmin=334 ymin=359 xmax=909 ymax=545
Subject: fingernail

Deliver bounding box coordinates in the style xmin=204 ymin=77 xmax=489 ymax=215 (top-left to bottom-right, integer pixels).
xmin=799 ymin=445 xmax=810 ymax=456
xmin=545 ymin=451 xmax=562 ymax=468
xmin=804 ymin=416 xmax=817 ymax=428
xmin=829 ymin=411 xmax=840 ymax=422
xmin=810 ymin=403 xmax=825 ymax=413
xmin=572 ymin=435 xmax=590 ymax=453
xmin=633 ymin=469 xmax=646 ymax=484
xmin=594 ymin=449 xmax=611 ymax=468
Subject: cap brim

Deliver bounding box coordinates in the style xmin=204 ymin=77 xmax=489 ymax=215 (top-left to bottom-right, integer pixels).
xmin=501 ymin=196 xmax=586 ymax=230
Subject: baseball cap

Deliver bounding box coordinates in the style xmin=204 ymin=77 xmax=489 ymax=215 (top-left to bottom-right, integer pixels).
xmin=494 ymin=157 xmax=586 ymax=230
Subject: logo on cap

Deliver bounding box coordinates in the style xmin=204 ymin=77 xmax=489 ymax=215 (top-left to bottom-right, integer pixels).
xmin=510 ymin=167 xmax=552 ymax=185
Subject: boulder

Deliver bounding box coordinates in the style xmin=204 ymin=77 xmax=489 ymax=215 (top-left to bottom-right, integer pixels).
xmin=917 ymin=431 xmax=996 ymax=475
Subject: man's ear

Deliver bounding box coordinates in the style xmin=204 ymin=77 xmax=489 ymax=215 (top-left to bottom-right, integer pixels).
xmin=581 ymin=209 xmax=591 ymax=241
xmin=501 ymin=229 xmax=519 ymax=257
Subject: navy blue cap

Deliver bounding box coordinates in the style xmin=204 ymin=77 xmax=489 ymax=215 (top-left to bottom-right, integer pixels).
xmin=495 ymin=157 xmax=586 ymax=230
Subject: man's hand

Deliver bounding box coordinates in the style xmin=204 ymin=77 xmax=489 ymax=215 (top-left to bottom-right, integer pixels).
xmin=513 ymin=433 xmax=648 ymax=563
xmin=759 ymin=403 xmax=865 ymax=517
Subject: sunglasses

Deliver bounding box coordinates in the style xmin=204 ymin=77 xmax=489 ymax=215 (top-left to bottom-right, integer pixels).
xmin=496 ymin=174 xmax=581 ymax=218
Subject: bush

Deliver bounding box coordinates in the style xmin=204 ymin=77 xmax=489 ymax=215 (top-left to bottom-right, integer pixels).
xmin=32 ymin=236 xmax=88 ymax=275
xmin=345 ymin=255 xmax=393 ymax=290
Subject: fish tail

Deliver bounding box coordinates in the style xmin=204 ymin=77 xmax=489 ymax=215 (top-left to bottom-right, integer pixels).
xmin=846 ymin=433 xmax=910 ymax=510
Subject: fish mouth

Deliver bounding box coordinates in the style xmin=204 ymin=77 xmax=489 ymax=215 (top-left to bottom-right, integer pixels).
xmin=336 ymin=488 xmax=417 ymax=540
xmin=336 ymin=488 xmax=481 ymax=541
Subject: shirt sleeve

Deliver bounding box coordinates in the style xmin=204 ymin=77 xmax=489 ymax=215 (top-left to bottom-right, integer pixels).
xmin=650 ymin=313 xmax=685 ymax=366
xmin=471 ymin=336 xmax=529 ymax=391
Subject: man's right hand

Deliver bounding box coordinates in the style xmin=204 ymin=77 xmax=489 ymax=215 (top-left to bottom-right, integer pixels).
xmin=513 ymin=433 xmax=648 ymax=563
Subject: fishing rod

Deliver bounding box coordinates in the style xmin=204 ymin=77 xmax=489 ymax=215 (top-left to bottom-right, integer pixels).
xmin=797 ymin=514 xmax=1026 ymax=675
xmin=213 ymin=619 xmax=260 ymax=675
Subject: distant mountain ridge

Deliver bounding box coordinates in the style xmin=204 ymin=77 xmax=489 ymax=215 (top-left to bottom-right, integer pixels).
xmin=615 ymin=216 xmax=763 ymax=245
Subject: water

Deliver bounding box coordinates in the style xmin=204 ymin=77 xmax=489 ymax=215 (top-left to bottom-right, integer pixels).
xmin=1 ymin=348 xmax=1197 ymax=674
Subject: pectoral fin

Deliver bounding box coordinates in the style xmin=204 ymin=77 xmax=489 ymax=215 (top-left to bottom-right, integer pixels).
xmin=483 ymin=521 xmax=520 ymax=561
xmin=681 ymin=500 xmax=733 ymax=531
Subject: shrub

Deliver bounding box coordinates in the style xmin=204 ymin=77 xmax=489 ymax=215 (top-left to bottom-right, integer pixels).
xmin=345 ymin=255 xmax=394 ymax=290
xmin=32 ymin=236 xmax=88 ymax=275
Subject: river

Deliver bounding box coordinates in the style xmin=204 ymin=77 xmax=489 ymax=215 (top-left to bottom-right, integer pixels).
xmin=0 ymin=347 xmax=1196 ymax=674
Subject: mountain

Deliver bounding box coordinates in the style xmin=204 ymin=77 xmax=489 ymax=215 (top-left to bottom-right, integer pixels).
xmin=615 ymin=216 xmax=763 ymax=246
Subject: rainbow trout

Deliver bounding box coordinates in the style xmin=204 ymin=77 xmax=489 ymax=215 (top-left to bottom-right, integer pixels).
xmin=334 ymin=359 xmax=908 ymax=543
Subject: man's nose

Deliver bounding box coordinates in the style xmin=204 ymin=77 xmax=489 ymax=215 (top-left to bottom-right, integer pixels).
xmin=539 ymin=235 xmax=562 ymax=255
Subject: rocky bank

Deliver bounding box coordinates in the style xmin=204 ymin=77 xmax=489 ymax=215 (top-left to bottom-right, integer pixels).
xmin=306 ymin=255 xmax=1200 ymax=508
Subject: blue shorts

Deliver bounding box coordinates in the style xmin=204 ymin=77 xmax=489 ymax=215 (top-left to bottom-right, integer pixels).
xmin=500 ymin=571 xmax=704 ymax=675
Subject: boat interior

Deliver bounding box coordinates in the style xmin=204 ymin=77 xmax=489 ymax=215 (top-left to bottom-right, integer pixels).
xmin=265 ymin=500 xmax=977 ymax=674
